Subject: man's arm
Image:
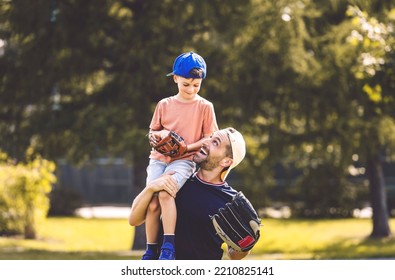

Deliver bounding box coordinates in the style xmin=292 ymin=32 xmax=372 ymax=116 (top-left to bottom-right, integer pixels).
xmin=128 ymin=172 xmax=178 ymax=226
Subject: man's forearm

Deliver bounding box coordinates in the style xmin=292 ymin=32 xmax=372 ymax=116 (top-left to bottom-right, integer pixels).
xmin=128 ymin=187 xmax=155 ymax=226
xmin=128 ymin=172 xmax=178 ymax=226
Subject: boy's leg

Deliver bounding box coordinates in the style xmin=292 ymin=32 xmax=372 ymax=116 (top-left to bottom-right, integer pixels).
xmin=157 ymin=191 xmax=176 ymax=260
xmin=158 ymin=191 xmax=176 ymax=234
xmin=142 ymin=159 xmax=166 ymax=260
xmin=142 ymin=195 xmax=160 ymax=260
xmin=158 ymin=160 xmax=195 ymax=260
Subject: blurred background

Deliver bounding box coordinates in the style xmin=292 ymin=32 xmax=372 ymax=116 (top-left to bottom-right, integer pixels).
xmin=1 ymin=0 xmax=395 ymax=259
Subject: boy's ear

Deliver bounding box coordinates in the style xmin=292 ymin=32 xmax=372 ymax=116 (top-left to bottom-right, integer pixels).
xmin=173 ymin=75 xmax=178 ymax=83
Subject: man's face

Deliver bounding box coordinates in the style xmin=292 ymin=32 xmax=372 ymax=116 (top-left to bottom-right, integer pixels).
xmin=193 ymin=130 xmax=230 ymax=171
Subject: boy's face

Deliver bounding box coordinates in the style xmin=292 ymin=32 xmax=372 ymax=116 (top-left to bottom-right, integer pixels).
xmin=174 ymin=75 xmax=202 ymax=100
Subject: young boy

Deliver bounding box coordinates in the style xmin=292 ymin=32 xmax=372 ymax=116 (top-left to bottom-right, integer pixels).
xmin=143 ymin=51 xmax=218 ymax=260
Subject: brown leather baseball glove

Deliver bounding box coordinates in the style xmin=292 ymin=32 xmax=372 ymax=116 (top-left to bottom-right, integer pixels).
xmin=152 ymin=131 xmax=188 ymax=158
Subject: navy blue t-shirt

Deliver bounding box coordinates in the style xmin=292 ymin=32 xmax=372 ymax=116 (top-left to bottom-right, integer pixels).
xmin=174 ymin=173 xmax=238 ymax=260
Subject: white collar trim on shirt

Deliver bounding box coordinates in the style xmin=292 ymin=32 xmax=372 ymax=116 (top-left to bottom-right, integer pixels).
xmin=192 ymin=172 xmax=226 ymax=187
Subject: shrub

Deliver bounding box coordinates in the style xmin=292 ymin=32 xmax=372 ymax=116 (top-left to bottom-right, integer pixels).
xmin=0 ymin=150 xmax=56 ymax=239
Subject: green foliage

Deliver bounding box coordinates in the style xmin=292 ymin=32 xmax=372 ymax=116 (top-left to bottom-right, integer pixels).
xmin=1 ymin=0 xmax=395 ymax=227
xmin=346 ymin=5 xmax=395 ymax=156
xmin=0 ymin=150 xmax=56 ymax=238
xmin=289 ymin=163 xmax=369 ymax=218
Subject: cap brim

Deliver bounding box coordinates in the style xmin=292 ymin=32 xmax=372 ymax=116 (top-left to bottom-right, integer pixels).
xmin=166 ymin=72 xmax=174 ymax=76
xmin=221 ymin=163 xmax=236 ymax=181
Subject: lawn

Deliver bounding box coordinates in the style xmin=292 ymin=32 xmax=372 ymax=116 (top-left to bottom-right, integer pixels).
xmin=0 ymin=218 xmax=135 ymax=260
xmin=251 ymin=218 xmax=395 ymax=259
xmin=1 ymin=217 xmax=395 ymax=260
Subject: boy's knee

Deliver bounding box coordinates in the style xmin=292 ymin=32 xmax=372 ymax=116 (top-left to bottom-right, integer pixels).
xmin=158 ymin=190 xmax=173 ymax=202
xmin=148 ymin=197 xmax=160 ymax=213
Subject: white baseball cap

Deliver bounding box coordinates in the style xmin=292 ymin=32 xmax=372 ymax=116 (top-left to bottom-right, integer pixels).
xmin=220 ymin=128 xmax=246 ymax=181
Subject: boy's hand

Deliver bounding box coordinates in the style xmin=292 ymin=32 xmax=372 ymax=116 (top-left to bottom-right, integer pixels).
xmin=153 ymin=131 xmax=188 ymax=158
xmin=149 ymin=134 xmax=161 ymax=147
xmin=148 ymin=130 xmax=170 ymax=147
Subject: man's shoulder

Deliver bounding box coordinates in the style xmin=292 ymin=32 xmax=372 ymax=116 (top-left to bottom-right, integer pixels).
xmin=185 ymin=175 xmax=238 ymax=196
xmin=221 ymin=182 xmax=239 ymax=197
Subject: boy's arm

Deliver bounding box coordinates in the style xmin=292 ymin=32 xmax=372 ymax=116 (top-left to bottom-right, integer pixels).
xmin=128 ymin=172 xmax=178 ymax=226
xmin=185 ymin=135 xmax=211 ymax=152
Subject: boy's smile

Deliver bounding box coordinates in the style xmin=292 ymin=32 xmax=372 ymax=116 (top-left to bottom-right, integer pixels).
xmin=174 ymin=75 xmax=202 ymax=101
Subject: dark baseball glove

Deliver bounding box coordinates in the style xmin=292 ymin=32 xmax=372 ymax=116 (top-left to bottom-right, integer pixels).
xmin=211 ymin=192 xmax=261 ymax=252
xmin=152 ymin=131 xmax=188 ymax=158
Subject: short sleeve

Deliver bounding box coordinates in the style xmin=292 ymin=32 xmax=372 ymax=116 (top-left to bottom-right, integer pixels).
xmin=202 ymin=102 xmax=218 ymax=136
xmin=149 ymin=101 xmax=164 ymax=131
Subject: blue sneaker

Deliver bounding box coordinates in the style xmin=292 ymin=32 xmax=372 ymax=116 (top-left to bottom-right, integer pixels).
xmin=158 ymin=243 xmax=176 ymax=260
xmin=141 ymin=249 xmax=159 ymax=260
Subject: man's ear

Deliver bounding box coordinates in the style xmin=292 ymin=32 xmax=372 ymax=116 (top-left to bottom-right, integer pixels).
xmin=173 ymin=75 xmax=178 ymax=83
xmin=221 ymin=158 xmax=233 ymax=168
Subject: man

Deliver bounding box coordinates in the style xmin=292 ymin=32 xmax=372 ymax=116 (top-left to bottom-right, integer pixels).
xmin=129 ymin=127 xmax=249 ymax=260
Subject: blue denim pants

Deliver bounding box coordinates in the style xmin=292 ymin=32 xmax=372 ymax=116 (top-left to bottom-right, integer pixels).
xmin=146 ymin=159 xmax=196 ymax=190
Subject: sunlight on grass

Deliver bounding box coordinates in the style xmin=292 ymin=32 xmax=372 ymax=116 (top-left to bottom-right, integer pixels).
xmin=251 ymin=219 xmax=395 ymax=259
xmin=39 ymin=218 xmax=134 ymax=251
xmin=0 ymin=217 xmax=134 ymax=253
xmin=2 ymin=217 xmax=395 ymax=260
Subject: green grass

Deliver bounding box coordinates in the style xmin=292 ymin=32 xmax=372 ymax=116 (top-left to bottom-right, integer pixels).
xmin=1 ymin=217 xmax=395 ymax=260
xmin=0 ymin=217 xmax=135 ymax=260
xmin=250 ymin=218 xmax=395 ymax=259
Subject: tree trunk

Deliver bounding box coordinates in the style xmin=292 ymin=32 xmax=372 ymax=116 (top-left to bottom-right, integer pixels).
xmin=24 ymin=206 xmax=36 ymax=239
xmin=131 ymin=163 xmax=148 ymax=250
xmin=366 ymin=152 xmax=391 ymax=238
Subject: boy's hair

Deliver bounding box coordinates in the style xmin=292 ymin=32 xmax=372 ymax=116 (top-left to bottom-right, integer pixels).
xmin=189 ymin=68 xmax=204 ymax=79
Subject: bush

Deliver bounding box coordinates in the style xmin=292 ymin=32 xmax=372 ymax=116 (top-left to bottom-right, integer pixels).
xmin=0 ymin=150 xmax=56 ymax=239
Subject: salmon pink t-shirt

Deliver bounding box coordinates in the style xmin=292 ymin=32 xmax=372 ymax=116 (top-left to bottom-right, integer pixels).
xmin=149 ymin=95 xmax=218 ymax=162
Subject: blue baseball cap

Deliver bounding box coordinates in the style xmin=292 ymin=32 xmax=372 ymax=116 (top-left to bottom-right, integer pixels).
xmin=166 ymin=51 xmax=206 ymax=79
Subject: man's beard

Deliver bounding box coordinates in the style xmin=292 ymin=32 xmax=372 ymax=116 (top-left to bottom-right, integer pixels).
xmin=195 ymin=156 xmax=221 ymax=172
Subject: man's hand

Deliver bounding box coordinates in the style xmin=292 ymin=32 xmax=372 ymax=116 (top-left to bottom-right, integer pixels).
xmin=129 ymin=171 xmax=178 ymax=226
xmin=227 ymin=247 xmax=250 ymax=260
xmin=147 ymin=172 xmax=179 ymax=198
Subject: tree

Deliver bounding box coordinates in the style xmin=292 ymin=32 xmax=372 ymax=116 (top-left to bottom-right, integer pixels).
xmin=344 ymin=4 xmax=395 ymax=237
xmin=0 ymin=0 xmax=251 ymax=248
xmin=2 ymin=0 xmax=394 ymax=246
xmin=217 ymin=1 xmax=394 ymax=239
